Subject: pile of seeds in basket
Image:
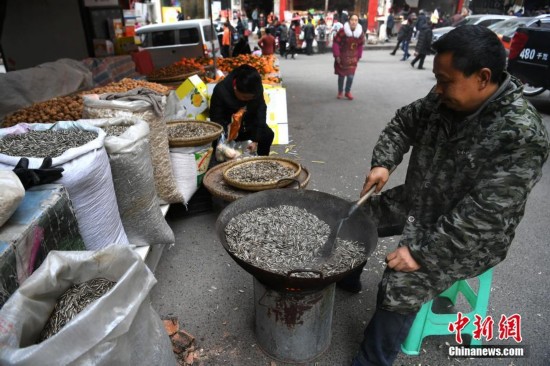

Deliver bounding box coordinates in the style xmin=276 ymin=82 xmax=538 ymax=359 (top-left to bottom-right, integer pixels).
xmin=167 ymin=122 xmax=219 ymax=140
xmin=224 ymin=205 xmax=367 ymax=277
xmin=0 ymin=129 xmax=98 ymax=158
xmin=226 ymin=161 xmax=296 ymax=184
xmin=39 ymin=278 xmax=116 ymax=342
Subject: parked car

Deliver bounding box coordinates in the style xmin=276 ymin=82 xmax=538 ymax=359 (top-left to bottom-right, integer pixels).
xmin=432 ymin=14 xmax=515 ymax=42
xmin=507 ymin=27 xmax=550 ymax=96
xmin=488 ymin=14 xmax=550 ymax=50
xmin=136 ymin=19 xmax=220 ymax=68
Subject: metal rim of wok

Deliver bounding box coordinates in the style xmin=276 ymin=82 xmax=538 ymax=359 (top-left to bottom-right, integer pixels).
xmin=167 ymin=120 xmax=223 ymax=147
xmin=222 ymin=157 xmax=303 ymax=191
xmin=216 ymin=189 xmax=378 ymax=291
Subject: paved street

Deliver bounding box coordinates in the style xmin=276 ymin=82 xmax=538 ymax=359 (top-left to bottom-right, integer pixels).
xmin=151 ymin=50 xmax=550 ymax=366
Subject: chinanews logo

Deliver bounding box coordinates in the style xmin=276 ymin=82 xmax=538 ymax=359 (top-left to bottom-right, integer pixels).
xmin=447 ymin=313 xmax=526 ymax=358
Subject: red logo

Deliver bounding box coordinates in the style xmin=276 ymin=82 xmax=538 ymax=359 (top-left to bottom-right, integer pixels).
xmin=449 ymin=313 xmax=523 ymax=344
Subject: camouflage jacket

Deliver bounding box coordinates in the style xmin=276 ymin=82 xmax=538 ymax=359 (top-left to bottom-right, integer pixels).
xmin=369 ymin=74 xmax=549 ymax=313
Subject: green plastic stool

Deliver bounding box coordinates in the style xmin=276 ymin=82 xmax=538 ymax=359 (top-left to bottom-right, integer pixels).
xmin=401 ymin=268 xmax=493 ymax=356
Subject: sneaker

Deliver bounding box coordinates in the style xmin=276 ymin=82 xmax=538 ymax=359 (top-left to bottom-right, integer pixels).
xmin=337 ymin=92 xmax=343 ymax=99
xmin=345 ymin=92 xmax=354 ymax=100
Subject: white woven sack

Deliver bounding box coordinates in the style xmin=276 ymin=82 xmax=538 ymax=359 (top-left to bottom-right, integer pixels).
xmin=169 ymin=144 xmax=211 ymax=204
xmin=0 ymin=171 xmax=25 ymax=227
xmin=85 ymin=117 xmax=175 ymax=247
xmin=0 ymin=246 xmax=176 ymax=366
xmin=0 ymin=122 xmax=129 ymax=250
xmin=82 ymin=94 xmax=184 ymax=204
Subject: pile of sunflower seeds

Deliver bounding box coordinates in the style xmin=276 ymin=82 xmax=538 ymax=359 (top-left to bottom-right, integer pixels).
xmin=39 ymin=278 xmax=116 ymax=342
xmin=167 ymin=123 xmax=218 ymax=139
xmin=224 ymin=205 xmax=367 ymax=278
xmin=102 ymin=125 xmax=130 ymax=137
xmin=0 ymin=129 xmax=98 ymax=158
xmin=226 ymin=161 xmax=296 ymax=183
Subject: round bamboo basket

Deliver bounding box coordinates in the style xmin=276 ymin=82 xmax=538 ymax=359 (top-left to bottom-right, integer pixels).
xmin=167 ymin=120 xmax=223 ymax=147
xmin=222 ymin=157 xmax=302 ymax=191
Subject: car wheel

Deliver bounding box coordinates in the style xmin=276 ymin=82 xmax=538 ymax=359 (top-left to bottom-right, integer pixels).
xmin=523 ymin=84 xmax=546 ymax=97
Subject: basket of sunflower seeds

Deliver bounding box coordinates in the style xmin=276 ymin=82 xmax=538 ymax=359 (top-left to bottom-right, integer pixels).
xmin=222 ymin=156 xmax=302 ymax=191
xmin=166 ymin=120 xmax=223 ymax=147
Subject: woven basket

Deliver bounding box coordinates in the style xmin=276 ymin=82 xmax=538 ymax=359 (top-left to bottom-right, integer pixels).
xmin=167 ymin=120 xmax=223 ymax=147
xmin=222 ymin=157 xmax=302 ymax=191
xmin=146 ymin=70 xmax=201 ymax=83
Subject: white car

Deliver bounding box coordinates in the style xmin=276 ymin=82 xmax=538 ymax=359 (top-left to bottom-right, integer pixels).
xmin=432 ymin=14 xmax=515 ymax=42
xmin=136 ymin=19 xmax=220 ymax=68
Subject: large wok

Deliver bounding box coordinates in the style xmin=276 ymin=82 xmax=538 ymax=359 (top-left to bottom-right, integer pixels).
xmin=216 ymin=188 xmax=378 ymax=291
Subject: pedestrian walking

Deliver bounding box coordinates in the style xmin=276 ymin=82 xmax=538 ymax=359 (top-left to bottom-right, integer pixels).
xmin=386 ymin=11 xmax=395 ymax=39
xmin=400 ymin=17 xmax=414 ymax=60
xmin=278 ymin=21 xmax=289 ymax=57
xmin=258 ymin=28 xmax=276 ymax=56
xmin=287 ymin=23 xmax=298 ymax=59
xmin=251 ymin=8 xmax=259 ymax=32
xmin=303 ymin=19 xmax=315 ymax=55
xmin=316 ymin=19 xmax=328 ymax=54
xmin=221 ymin=22 xmax=232 ymax=58
xmin=344 ymin=25 xmax=549 ymax=366
xmin=390 ymin=16 xmax=413 ymax=57
xmin=410 ymin=22 xmax=433 ymax=69
xmin=332 ymin=14 xmax=365 ymax=100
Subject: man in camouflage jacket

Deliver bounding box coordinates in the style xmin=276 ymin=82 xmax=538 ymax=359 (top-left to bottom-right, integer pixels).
xmin=350 ymin=25 xmax=549 ymax=366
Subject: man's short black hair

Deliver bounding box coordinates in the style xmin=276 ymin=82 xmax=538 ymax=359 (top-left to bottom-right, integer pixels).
xmin=432 ymin=25 xmax=506 ymax=83
xmin=234 ymin=65 xmax=263 ymax=96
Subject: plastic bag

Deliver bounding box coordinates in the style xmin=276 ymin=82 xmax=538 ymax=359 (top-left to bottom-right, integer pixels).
xmin=85 ymin=117 xmax=175 ymax=247
xmin=170 ymin=144 xmax=213 ymax=204
xmin=82 ymin=93 xmax=184 ymax=204
xmin=0 ymin=246 xmax=176 ymax=366
xmin=0 ymin=171 xmax=25 ymax=227
xmin=227 ymin=107 xmax=246 ymax=141
xmin=215 ymin=134 xmax=257 ymax=162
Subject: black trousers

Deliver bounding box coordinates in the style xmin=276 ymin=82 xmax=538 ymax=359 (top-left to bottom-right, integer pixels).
xmin=317 ymin=40 xmax=327 ymax=54
xmin=410 ymin=53 xmax=427 ymax=69
xmin=279 ymin=40 xmax=287 ymax=56
xmin=305 ymin=39 xmax=314 ymax=55
xmin=221 ymin=45 xmax=230 ymax=58
xmin=341 ymin=205 xmax=416 ymax=366
xmin=236 ymin=126 xmax=274 ymax=156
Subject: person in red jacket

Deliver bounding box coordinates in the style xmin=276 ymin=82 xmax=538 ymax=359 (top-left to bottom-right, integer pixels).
xmin=258 ymin=28 xmax=276 ymax=55
xmin=332 ymin=14 xmax=365 ymax=100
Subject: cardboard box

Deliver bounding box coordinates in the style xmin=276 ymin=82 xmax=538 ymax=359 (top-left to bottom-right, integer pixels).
xmin=114 ymin=36 xmax=138 ymax=55
xmin=263 ymin=86 xmax=289 ymax=145
xmin=112 ymin=18 xmax=124 ymax=39
xmin=175 ymin=75 xmax=209 ymax=120
xmin=93 ymin=39 xmax=115 ymax=57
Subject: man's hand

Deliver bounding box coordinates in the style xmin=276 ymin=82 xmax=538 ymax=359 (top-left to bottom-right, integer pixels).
xmin=386 ymin=246 xmax=420 ymax=272
xmin=247 ymin=141 xmax=258 ymax=153
xmin=360 ymin=166 xmax=390 ymax=196
xmin=336 ymin=56 xmax=341 ymax=65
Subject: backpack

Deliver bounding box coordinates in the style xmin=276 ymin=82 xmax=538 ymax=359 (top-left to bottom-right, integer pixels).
xmin=318 ymin=26 xmax=326 ymax=40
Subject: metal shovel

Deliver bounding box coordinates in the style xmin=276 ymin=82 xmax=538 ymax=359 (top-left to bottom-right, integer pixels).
xmin=319 ymin=167 xmax=395 ymax=258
